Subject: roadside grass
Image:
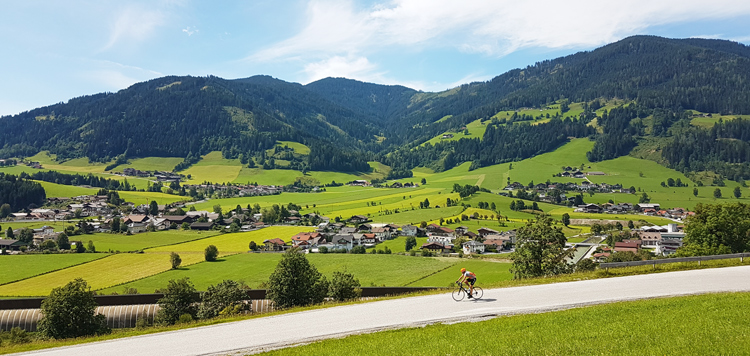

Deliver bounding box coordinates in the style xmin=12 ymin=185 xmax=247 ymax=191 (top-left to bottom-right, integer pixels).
xmin=101 ymin=254 xmax=459 ymax=293
xmin=85 ymin=230 xmax=221 ymax=252
xmin=407 ymin=258 xmax=511 ymax=287
xmin=145 ymin=226 xmax=314 ymax=256
xmin=0 ymin=253 xmax=205 ymax=297
xmin=0 ymin=254 xmax=106 ymax=285
xmin=260 ymin=292 xmax=750 ymax=356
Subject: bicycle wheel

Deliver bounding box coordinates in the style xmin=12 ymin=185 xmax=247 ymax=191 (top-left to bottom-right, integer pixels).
xmin=471 ymin=286 xmax=483 ymax=300
xmin=451 ymin=287 xmax=465 ymax=301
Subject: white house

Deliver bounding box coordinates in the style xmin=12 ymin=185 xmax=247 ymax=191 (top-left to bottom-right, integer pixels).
xmin=462 ymin=240 xmax=486 ymax=254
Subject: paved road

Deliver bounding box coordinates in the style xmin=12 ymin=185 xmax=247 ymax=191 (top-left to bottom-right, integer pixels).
xmin=17 ymin=266 xmax=750 ymax=356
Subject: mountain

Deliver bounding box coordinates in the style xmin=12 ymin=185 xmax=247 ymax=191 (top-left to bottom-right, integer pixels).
xmin=2 ymin=35 xmax=750 ymax=175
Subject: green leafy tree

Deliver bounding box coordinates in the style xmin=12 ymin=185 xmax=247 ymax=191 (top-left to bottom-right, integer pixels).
xmin=213 ymin=204 xmax=222 ymax=214
xmin=714 ymin=188 xmax=722 ymax=199
xmin=678 ymin=203 xmax=750 ymax=255
xmin=628 ymin=220 xmax=635 ymax=229
xmin=266 ymin=248 xmax=329 ymax=309
xmin=170 ymin=252 xmax=182 ymax=269
xmin=197 ymin=280 xmax=249 ymax=319
xmin=181 ymin=222 xmax=190 ymax=230
xmin=37 ymin=278 xmax=110 ymax=339
xmin=405 ymin=236 xmax=417 ymax=251
xmin=561 ymin=213 xmax=570 ymax=227
xmin=693 ymin=188 xmax=699 ymax=197
xmin=615 ymin=222 xmax=623 ymax=231
xmin=5 ymin=227 xmax=14 ymax=239
xmin=0 ymin=204 xmax=11 ymax=218
xmin=639 ymin=193 xmax=650 ymax=203
xmin=510 ymin=216 xmax=574 ymax=279
xmin=155 ymin=278 xmax=198 ymax=325
xmin=149 ymin=200 xmax=159 ymax=216
xmin=17 ymin=228 xmax=33 ymax=244
xmin=420 ymin=178 xmax=426 ymax=185
xmin=351 ymin=245 xmax=366 ymax=254
xmin=734 ymin=186 xmax=742 ymax=198
xmin=86 ymin=240 xmax=96 ymax=253
xmin=54 ymin=232 xmax=69 ymax=249
xmin=328 ymin=271 xmax=361 ymax=302
xmin=204 ymin=245 xmax=219 ymax=261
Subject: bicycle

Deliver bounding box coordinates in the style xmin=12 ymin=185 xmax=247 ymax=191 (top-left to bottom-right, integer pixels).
xmin=452 ymin=281 xmax=483 ymax=301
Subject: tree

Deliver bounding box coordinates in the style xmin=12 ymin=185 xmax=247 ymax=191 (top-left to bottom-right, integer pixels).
xmin=639 ymin=193 xmax=650 ymax=203
xmin=170 ymin=252 xmax=182 ymax=269
xmin=149 ymin=200 xmax=159 ymax=216
xmin=628 ymin=220 xmax=635 ymax=229
xmin=679 ymin=203 xmax=750 ymax=255
xmin=510 ymin=217 xmax=574 ymax=279
xmin=351 ymin=245 xmax=366 ymax=254
xmin=266 ymin=248 xmax=329 ymax=309
xmin=714 ymin=188 xmax=722 ymax=199
xmin=204 ymin=245 xmax=219 ymax=261
xmin=37 ymin=278 xmax=110 ymax=339
xmin=615 ymin=222 xmax=623 ymax=231
xmin=56 ymin=233 xmax=70 ymax=250
xmin=87 ymin=240 xmax=96 ymax=253
xmin=420 ymin=178 xmax=426 ymax=185
xmin=5 ymin=227 xmax=13 ymax=239
xmin=17 ymin=228 xmax=33 ymax=244
xmin=249 ymin=241 xmax=258 ymax=251
xmin=629 ymin=186 xmax=636 ymax=194
xmin=422 ymin=198 xmax=430 ymax=208
xmin=734 ymin=186 xmax=742 ymax=198
xmin=197 ymin=280 xmax=249 ymax=319
xmin=111 ymin=217 xmax=120 ymax=233
xmin=181 ymin=222 xmax=190 ymax=230
xmin=0 ymin=204 xmax=11 ymax=218
xmin=155 ymin=278 xmax=198 ymax=325
xmin=693 ymin=188 xmax=699 ymax=197
xmin=561 ymin=213 xmax=570 ymax=227
xmin=213 ymin=204 xmax=222 ymax=214
xmin=405 ymin=236 xmax=417 ymax=251
xmin=328 ymin=271 xmax=361 ymax=302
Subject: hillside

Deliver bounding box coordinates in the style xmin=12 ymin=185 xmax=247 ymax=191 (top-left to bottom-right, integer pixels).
xmin=2 ymin=35 xmax=750 ymax=180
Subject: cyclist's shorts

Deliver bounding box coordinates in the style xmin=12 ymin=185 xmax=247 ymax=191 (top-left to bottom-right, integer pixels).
xmin=466 ymin=278 xmax=476 ymax=286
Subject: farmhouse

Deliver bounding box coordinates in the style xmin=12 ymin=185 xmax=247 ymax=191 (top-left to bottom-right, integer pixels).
xmin=349 ymin=215 xmax=370 ymax=224
xmin=0 ymin=239 xmax=27 ymax=251
xmin=263 ymin=238 xmax=287 ymax=251
xmin=462 ymin=240 xmax=485 ymax=254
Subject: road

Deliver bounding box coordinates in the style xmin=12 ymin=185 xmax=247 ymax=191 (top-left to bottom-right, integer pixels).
xmin=17 ymin=266 xmax=750 ymax=356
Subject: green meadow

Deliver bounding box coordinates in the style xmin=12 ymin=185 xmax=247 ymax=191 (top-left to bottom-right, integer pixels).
xmin=0 ymin=254 xmax=106 ymax=285
xmin=85 ymin=230 xmax=222 ymax=252
xmin=262 ymin=292 xmax=750 ymax=356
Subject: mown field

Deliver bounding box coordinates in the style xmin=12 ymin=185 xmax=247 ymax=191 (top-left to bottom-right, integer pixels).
xmin=261 ymin=292 xmax=750 ymax=356
xmin=0 ymin=254 xmax=107 ymax=285
xmin=145 ymin=226 xmax=314 ymax=256
xmin=85 ymin=230 xmax=222 ymax=252
xmin=99 ymin=254 xmax=509 ymax=294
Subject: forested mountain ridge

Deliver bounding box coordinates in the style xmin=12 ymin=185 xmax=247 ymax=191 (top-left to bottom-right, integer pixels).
xmin=2 ymin=35 xmax=750 ymax=176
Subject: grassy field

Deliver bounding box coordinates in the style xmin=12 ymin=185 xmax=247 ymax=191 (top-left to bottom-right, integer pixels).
xmin=273 ymin=141 xmax=310 ymax=155
xmin=408 ymin=259 xmax=512 ymax=287
xmin=0 ymin=254 xmax=107 ymax=285
xmin=183 ymin=151 xmax=243 ymax=183
xmin=261 ymin=292 xmax=750 ymax=356
xmin=100 ymin=254 xmax=466 ymax=293
xmin=374 ymin=236 xmax=428 ymax=253
xmin=114 ymin=157 xmax=184 ymax=172
xmin=86 ymin=230 xmax=222 ymax=252
xmin=146 ymin=226 xmax=314 ymax=256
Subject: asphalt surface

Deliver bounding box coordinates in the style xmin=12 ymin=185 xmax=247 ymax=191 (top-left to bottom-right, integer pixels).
xmin=17 ymin=265 xmax=750 ymax=356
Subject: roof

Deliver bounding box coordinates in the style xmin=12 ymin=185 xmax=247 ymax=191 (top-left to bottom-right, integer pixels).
xmin=421 ymin=242 xmax=445 ymax=249
xmin=0 ymin=239 xmax=26 ymax=247
xmin=264 ymin=238 xmax=286 ymax=246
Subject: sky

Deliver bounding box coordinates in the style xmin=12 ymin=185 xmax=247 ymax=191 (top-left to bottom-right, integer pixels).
xmin=2 ymin=0 xmax=750 ymax=117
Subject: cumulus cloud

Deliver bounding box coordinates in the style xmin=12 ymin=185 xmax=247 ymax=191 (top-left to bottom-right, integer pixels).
xmin=251 ymin=0 xmax=750 ymax=74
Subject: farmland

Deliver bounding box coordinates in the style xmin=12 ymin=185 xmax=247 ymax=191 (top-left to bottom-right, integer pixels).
xmin=85 ymin=230 xmax=222 ymax=252
xmin=0 ymin=254 xmax=107 ymax=285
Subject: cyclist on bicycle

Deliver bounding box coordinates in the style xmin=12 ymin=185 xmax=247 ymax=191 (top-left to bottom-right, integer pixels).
xmin=456 ymin=268 xmax=477 ymax=298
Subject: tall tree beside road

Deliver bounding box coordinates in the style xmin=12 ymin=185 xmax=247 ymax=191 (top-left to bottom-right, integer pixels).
xmin=37 ymin=278 xmax=109 ymax=339
xmin=678 ymin=203 xmax=750 ymax=256
xmin=511 ymin=217 xmax=574 ymax=279
xmin=266 ymin=248 xmax=328 ymax=309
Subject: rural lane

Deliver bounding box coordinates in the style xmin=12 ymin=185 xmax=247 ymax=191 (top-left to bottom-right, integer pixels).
xmin=16 ymin=266 xmax=750 ymax=356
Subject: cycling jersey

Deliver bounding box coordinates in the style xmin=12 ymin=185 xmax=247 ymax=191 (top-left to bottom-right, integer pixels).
xmin=463 ymin=271 xmax=476 ymax=279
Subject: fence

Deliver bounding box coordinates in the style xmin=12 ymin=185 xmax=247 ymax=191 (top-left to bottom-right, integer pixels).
xmin=599 ymin=252 xmax=750 ymax=271
xmin=0 ymin=287 xmax=437 ymax=331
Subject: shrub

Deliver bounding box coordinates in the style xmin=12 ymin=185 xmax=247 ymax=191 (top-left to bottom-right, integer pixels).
xmin=178 ymin=314 xmax=194 ymax=324
xmin=266 ymin=248 xmax=329 ymax=309
xmin=170 ymin=252 xmax=182 ymax=269
xmin=204 ymin=245 xmax=219 ymax=261
xmin=575 ymin=258 xmax=597 ymax=272
xmin=155 ymin=278 xmax=198 ymax=325
xmin=318 ymin=246 xmax=328 ymax=254
xmin=351 ymin=245 xmax=366 ymax=254
xmin=181 ymin=222 xmax=190 ymax=230
xmin=328 ymin=271 xmax=361 ymax=302
xmin=37 ymin=278 xmax=110 ymax=339
xmin=198 ymin=280 xmax=249 ymax=319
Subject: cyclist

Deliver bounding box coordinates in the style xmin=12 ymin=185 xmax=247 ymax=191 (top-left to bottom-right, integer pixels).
xmin=456 ymin=268 xmax=477 ymax=298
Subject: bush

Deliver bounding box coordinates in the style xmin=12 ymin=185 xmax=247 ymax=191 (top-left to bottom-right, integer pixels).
xmin=204 ymin=245 xmax=219 ymax=261
xmin=575 ymin=258 xmax=597 ymax=272
xmin=351 ymin=245 xmax=366 ymax=254
xmin=155 ymin=278 xmax=198 ymax=325
xmin=178 ymin=314 xmax=194 ymax=324
xmin=170 ymin=252 xmax=182 ymax=269
xmin=37 ymin=278 xmax=110 ymax=339
xmin=198 ymin=280 xmax=249 ymax=319
xmin=0 ymin=327 xmax=31 ymax=345
xmin=318 ymin=246 xmax=328 ymax=254
xmin=266 ymin=248 xmax=329 ymax=309
xmin=328 ymin=271 xmax=362 ymax=302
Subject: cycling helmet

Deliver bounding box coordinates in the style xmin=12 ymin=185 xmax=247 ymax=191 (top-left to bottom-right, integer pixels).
xmin=460 ymin=268 xmax=466 ymax=273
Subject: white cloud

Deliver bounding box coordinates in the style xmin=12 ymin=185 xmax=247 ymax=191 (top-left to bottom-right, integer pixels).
xmin=182 ymin=26 xmax=198 ymax=36
xmin=252 ymin=0 xmax=750 ymax=60
xmin=81 ymin=60 xmax=163 ymax=91
xmin=303 ymin=55 xmax=380 ymax=83
xmin=101 ymin=5 xmax=166 ymax=51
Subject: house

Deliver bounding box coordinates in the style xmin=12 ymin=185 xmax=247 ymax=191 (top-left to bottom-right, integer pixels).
xmin=162 ymin=215 xmax=195 ymax=225
xmin=592 ymin=252 xmax=610 ymax=263
xmin=390 ymin=182 xmax=403 ymax=188
xmin=263 ymin=238 xmax=287 ymax=251
xmin=587 ymin=171 xmax=606 ymax=176
xmin=361 ymin=233 xmax=378 ymax=244
xmin=426 ymin=224 xmax=441 ymax=233
xmin=421 ymin=242 xmax=450 ymax=254
xmin=483 ymin=237 xmax=510 ymax=251
xmin=291 ymin=232 xmax=323 ymax=248
xmin=462 ymin=240 xmax=486 ymax=254
xmin=152 ymin=218 xmax=170 ymax=231
xmin=340 ymin=227 xmax=357 ymax=234
xmin=349 ymin=180 xmax=370 ymax=187
xmin=284 ymin=216 xmax=301 ymax=224
xmin=427 ymin=233 xmax=453 ymax=245
xmin=349 ymin=215 xmax=370 ymax=224
xmin=401 ymin=225 xmax=418 ymax=237
xmin=477 ymin=227 xmax=499 ymax=238
xmin=190 ymin=222 xmax=214 ymax=230
xmin=578 ymin=203 xmax=603 ymax=214
xmin=0 ymin=239 xmax=27 ymax=251
xmin=441 ymin=134 xmax=454 ymax=139
xmin=614 ymin=239 xmax=642 ymax=253
xmin=371 ymin=227 xmax=391 ymax=240
xmin=357 ymin=223 xmax=373 ymax=231
xmin=331 ymin=234 xmax=357 ymax=251
xmin=454 ymin=226 xmax=469 ymax=235
xmin=636 ymin=203 xmax=661 ymax=212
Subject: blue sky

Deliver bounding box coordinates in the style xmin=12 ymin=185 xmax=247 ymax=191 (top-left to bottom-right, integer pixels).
xmin=2 ymin=0 xmax=750 ymax=116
